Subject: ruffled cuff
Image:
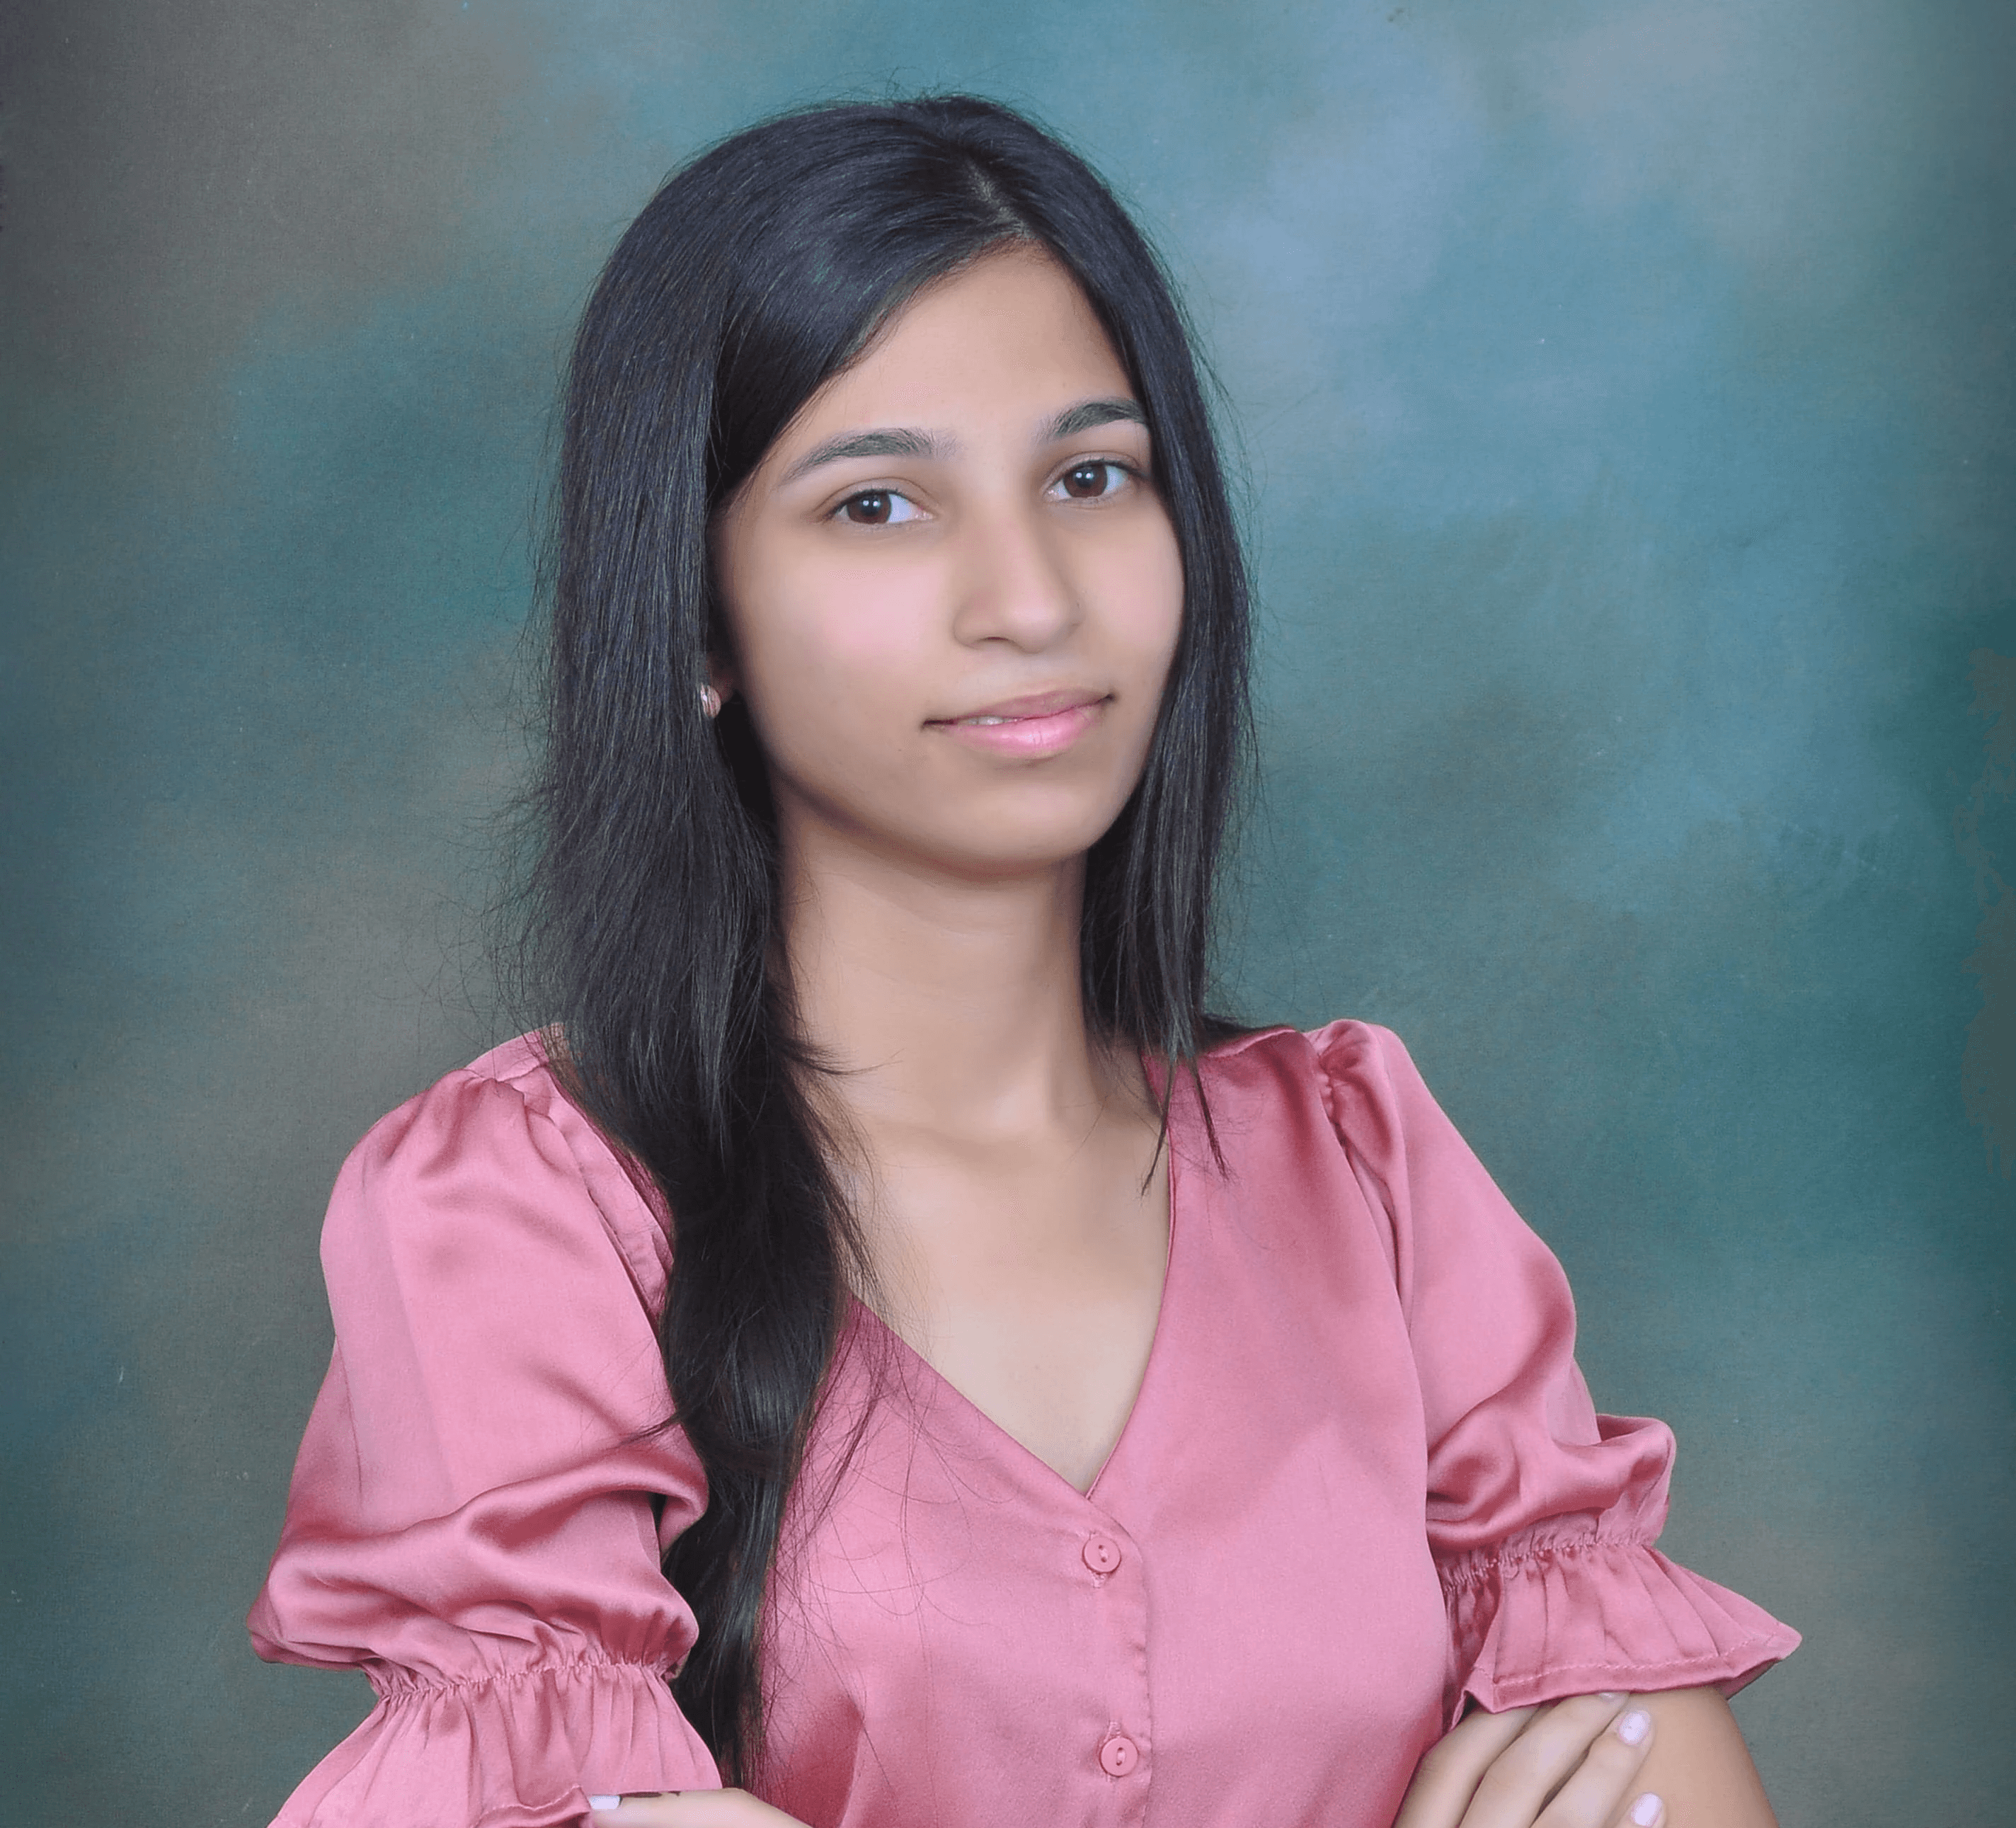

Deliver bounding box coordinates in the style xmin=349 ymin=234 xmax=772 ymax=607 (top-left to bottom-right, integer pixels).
xmin=270 ymin=1657 xmax=721 ymax=1828
xmin=1441 ymin=1531 xmax=1800 ymax=1725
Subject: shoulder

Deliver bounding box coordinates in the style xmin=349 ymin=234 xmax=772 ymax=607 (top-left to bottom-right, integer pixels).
xmin=326 ymin=1031 xmax=671 ymax=1316
xmin=1192 ymin=1019 xmax=1476 ymax=1235
xmin=1194 ymin=1017 xmax=1428 ymax=1138
xmin=340 ymin=1030 xmax=592 ymax=1193
xmin=1195 ymin=1015 xmax=1417 ymax=1073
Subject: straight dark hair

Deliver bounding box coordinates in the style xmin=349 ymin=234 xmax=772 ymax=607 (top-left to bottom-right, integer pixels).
xmin=522 ymin=94 xmax=1252 ymax=1782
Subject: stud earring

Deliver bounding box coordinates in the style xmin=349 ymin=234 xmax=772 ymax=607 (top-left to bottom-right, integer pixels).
xmin=699 ymin=682 xmax=722 ymax=719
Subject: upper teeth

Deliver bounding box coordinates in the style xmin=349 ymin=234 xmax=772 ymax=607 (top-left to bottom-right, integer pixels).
xmin=964 ymin=716 xmax=1012 ymax=725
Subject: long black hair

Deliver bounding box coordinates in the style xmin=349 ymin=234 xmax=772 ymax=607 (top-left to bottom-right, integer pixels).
xmin=522 ymin=94 xmax=1252 ymax=1781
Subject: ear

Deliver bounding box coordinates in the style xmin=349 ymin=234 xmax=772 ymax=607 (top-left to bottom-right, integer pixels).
xmin=706 ymin=652 xmax=738 ymax=709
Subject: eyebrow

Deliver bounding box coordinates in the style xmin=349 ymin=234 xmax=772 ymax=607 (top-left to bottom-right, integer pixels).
xmin=780 ymin=426 xmax=946 ymax=485
xmin=1043 ymin=396 xmax=1147 ymax=442
xmin=778 ymin=397 xmax=1148 ymax=486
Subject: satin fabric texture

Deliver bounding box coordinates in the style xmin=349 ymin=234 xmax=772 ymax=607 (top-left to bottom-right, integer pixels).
xmin=249 ymin=1021 xmax=1797 ymax=1828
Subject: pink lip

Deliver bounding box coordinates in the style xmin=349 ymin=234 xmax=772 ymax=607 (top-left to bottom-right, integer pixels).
xmin=929 ymin=690 xmax=1107 ymax=758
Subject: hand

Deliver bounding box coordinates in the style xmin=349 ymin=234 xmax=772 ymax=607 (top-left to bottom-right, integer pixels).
xmin=1396 ymin=1691 xmax=1663 ymax=1828
xmin=583 ymin=1694 xmax=1666 ymax=1828
xmin=587 ymin=1790 xmax=807 ymax=1828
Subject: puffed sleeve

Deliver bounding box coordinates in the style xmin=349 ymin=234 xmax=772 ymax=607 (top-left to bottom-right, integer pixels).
xmin=1310 ymin=1020 xmax=1799 ymax=1723
xmin=247 ymin=1041 xmax=722 ymax=1827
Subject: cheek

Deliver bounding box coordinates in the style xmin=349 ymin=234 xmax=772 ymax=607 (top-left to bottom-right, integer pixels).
xmin=734 ymin=554 xmax=919 ymax=690
xmin=1095 ymin=518 xmax=1186 ymax=691
xmin=729 ymin=559 xmax=940 ymax=778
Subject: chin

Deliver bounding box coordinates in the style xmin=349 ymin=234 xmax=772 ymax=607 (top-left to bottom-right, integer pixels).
xmin=917 ymin=813 xmax=1130 ymax=881
xmin=781 ymin=772 xmax=1138 ymax=881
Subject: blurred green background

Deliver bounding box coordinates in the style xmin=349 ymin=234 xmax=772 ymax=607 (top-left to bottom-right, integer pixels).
xmin=2 ymin=2 xmax=2010 ymax=1822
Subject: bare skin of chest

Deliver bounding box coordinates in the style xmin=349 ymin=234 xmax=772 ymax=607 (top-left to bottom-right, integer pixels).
xmin=856 ymin=1096 xmax=1170 ymax=1495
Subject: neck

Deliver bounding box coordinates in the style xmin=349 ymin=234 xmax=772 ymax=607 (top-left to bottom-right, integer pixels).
xmin=777 ymin=823 xmax=1116 ymax=1146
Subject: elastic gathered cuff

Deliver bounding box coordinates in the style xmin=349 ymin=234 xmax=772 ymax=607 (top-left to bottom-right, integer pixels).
xmin=270 ymin=1657 xmax=720 ymax=1828
xmin=1441 ymin=1533 xmax=1800 ymax=1725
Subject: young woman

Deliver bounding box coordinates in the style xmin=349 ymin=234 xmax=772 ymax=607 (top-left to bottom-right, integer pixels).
xmin=248 ymin=97 xmax=1797 ymax=1828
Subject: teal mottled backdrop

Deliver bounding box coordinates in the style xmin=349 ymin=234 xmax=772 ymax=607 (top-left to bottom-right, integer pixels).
xmin=2 ymin=3 xmax=2010 ymax=1822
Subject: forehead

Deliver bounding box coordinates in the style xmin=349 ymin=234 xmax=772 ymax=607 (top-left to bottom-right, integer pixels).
xmin=772 ymin=245 xmax=1134 ymax=452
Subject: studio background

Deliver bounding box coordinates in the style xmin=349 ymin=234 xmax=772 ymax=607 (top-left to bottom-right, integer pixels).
xmin=3 ymin=2 xmax=2010 ymax=1823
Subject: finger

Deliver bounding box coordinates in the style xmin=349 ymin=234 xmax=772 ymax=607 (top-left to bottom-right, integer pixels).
xmin=588 ymin=1799 xmax=681 ymax=1826
xmin=1532 ymin=1704 xmax=1657 ymax=1827
xmin=587 ymin=1788 xmax=808 ymax=1826
xmin=1395 ymin=1705 xmax=1545 ymax=1828
xmin=1460 ymin=1693 xmax=1635 ymax=1827
xmin=588 ymin=1797 xmax=686 ymax=1827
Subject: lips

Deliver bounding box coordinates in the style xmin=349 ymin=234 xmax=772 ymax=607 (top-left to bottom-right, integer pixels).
xmin=934 ymin=687 xmax=1106 ymax=725
xmin=927 ymin=688 xmax=1109 ymax=758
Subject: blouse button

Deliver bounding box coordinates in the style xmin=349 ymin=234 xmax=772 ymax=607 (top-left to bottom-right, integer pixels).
xmin=1099 ymin=1733 xmax=1140 ymax=1778
xmin=1082 ymin=1533 xmax=1122 ymax=1575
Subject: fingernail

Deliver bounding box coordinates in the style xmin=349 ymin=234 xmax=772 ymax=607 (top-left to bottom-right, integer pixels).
xmin=1630 ymin=1793 xmax=1663 ymax=1825
xmin=1617 ymin=1709 xmax=1651 ymax=1745
xmin=587 ymin=1801 xmax=622 ymax=1812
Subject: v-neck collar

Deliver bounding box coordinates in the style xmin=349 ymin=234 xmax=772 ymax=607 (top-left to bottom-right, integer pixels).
xmin=844 ymin=1087 xmax=1188 ymax=1511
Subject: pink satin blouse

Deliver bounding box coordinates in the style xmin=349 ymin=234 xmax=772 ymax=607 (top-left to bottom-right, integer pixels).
xmin=248 ymin=1020 xmax=1797 ymax=1828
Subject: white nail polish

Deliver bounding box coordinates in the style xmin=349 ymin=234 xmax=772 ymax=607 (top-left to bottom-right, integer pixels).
xmin=1630 ymin=1793 xmax=1663 ymax=1825
xmin=1617 ymin=1709 xmax=1651 ymax=1745
xmin=588 ymin=1799 xmax=622 ymax=1812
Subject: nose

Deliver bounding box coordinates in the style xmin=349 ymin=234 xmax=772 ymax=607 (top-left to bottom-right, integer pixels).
xmin=947 ymin=498 xmax=1082 ymax=652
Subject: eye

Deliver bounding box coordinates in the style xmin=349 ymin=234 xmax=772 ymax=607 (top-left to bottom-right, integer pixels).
xmin=1051 ymin=459 xmax=1132 ymax=502
xmin=833 ymin=489 xmax=924 ymax=527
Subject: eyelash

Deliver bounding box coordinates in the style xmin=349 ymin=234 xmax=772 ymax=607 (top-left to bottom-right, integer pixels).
xmin=828 ymin=458 xmax=1144 ymax=526
xmin=1050 ymin=458 xmax=1139 ymax=503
